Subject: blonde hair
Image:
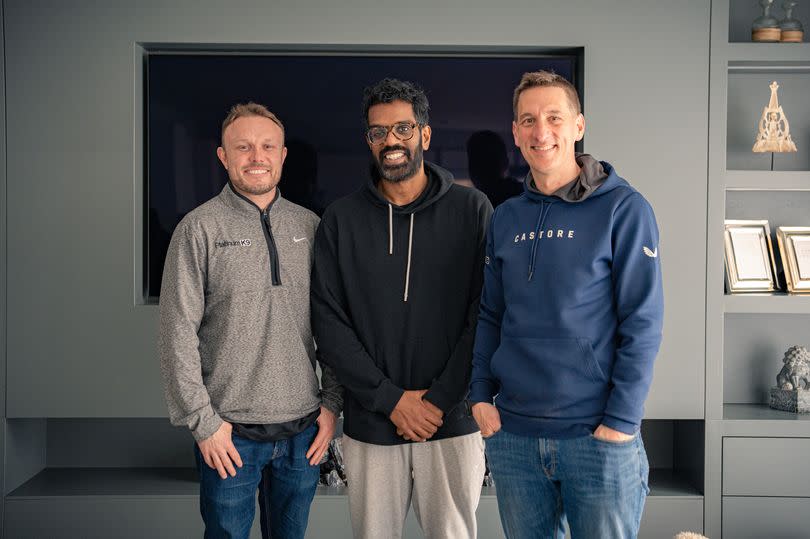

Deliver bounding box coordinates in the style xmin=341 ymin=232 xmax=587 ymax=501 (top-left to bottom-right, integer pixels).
xmin=221 ymin=102 xmax=285 ymax=143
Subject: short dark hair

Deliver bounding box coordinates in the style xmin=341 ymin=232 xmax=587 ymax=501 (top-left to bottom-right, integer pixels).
xmin=361 ymin=78 xmax=430 ymax=128
xmin=512 ymin=71 xmax=581 ymax=118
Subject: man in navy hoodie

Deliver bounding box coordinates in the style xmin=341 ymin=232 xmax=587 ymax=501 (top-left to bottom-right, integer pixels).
xmin=470 ymin=71 xmax=664 ymax=538
xmin=312 ymin=78 xmax=492 ymax=538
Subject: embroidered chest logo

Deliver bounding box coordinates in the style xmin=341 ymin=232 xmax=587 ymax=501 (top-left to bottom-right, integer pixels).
xmin=293 ymin=236 xmax=307 ymax=243
xmin=643 ymin=246 xmax=658 ymax=258
xmin=215 ymin=239 xmax=252 ymax=248
xmin=514 ymin=229 xmax=575 ymax=243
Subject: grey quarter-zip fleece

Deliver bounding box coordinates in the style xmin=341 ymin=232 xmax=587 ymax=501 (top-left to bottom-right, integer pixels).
xmin=159 ymin=183 xmax=343 ymax=441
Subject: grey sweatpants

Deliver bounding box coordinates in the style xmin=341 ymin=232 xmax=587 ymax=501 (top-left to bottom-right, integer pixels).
xmin=343 ymin=432 xmax=486 ymax=539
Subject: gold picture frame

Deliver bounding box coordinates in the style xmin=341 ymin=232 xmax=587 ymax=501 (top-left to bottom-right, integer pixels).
xmin=776 ymin=227 xmax=810 ymax=293
xmin=724 ymin=220 xmax=779 ymax=293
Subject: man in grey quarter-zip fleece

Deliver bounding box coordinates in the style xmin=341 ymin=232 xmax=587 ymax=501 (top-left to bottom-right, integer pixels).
xmin=159 ymin=102 xmax=342 ymax=539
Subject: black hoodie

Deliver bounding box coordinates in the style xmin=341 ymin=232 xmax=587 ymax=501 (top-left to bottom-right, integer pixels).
xmin=311 ymin=162 xmax=493 ymax=445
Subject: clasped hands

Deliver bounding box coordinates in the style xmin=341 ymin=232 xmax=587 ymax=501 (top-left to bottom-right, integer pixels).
xmin=390 ymin=389 xmax=443 ymax=442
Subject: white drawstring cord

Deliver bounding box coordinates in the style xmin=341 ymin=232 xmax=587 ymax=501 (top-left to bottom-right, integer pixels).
xmin=404 ymin=213 xmax=414 ymax=302
xmin=388 ymin=204 xmax=393 ymax=255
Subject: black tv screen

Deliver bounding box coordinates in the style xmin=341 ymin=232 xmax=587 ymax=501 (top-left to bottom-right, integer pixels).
xmin=146 ymin=51 xmax=580 ymax=300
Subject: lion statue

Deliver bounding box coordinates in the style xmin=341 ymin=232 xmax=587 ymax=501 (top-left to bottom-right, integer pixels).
xmin=776 ymin=345 xmax=810 ymax=391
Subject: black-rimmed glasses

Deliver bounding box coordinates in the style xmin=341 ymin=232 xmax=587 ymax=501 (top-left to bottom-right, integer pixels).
xmin=366 ymin=122 xmax=419 ymax=145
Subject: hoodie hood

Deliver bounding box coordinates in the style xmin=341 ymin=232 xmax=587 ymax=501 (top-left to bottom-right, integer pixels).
xmin=522 ymin=155 xmax=629 ymax=281
xmin=524 ymin=153 xmax=616 ymax=203
xmin=364 ymin=161 xmax=454 ymax=214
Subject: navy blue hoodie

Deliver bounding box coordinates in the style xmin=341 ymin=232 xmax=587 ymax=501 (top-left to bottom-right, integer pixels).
xmin=469 ymin=155 xmax=663 ymax=437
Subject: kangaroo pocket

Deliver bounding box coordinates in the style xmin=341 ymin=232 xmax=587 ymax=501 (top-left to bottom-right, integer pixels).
xmin=491 ymin=336 xmax=607 ymax=419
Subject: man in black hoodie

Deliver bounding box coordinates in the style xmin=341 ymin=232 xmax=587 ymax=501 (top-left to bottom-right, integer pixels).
xmin=311 ymin=78 xmax=493 ymax=538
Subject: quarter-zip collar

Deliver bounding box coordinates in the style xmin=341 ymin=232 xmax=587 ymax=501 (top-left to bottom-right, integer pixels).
xmin=221 ymin=182 xmax=282 ymax=286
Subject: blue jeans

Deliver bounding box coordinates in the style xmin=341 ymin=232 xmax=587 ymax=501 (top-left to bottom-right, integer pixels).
xmin=194 ymin=423 xmax=320 ymax=539
xmin=486 ymin=429 xmax=649 ymax=539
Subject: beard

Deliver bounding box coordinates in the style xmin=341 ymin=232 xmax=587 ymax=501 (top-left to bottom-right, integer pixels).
xmin=373 ymin=143 xmax=424 ymax=183
xmin=230 ymin=167 xmax=280 ymax=196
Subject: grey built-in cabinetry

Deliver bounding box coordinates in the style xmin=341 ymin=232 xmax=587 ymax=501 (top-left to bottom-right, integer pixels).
xmin=707 ymin=1 xmax=810 ymax=538
xmin=0 ymin=1 xmax=714 ymax=537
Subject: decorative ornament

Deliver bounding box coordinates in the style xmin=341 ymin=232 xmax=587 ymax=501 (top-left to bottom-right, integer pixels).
xmin=779 ymin=1 xmax=805 ymax=42
xmin=770 ymin=345 xmax=810 ymax=413
xmin=752 ymin=81 xmax=797 ymax=154
xmin=753 ymin=0 xmax=782 ymax=41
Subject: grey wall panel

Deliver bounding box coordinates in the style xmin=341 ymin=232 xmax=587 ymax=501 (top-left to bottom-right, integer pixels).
xmin=4 ymin=497 xmax=205 ymax=539
xmin=675 ymin=420 xmax=705 ymax=493
xmin=4 ymin=419 xmax=46 ymax=495
xmin=641 ymin=420 xmax=675 ymax=469
xmin=724 ymin=314 xmax=810 ymax=404
xmin=46 ymin=418 xmax=194 ymax=468
xmin=723 ymin=437 xmax=810 ymax=496
xmin=727 ymin=71 xmax=810 ymax=171
xmin=2 ymin=493 xmax=698 ymax=539
xmin=1 ymin=1 xmax=7 ymax=530
xmin=723 ymin=496 xmax=810 ymax=539
xmin=4 ymin=0 xmax=709 ymax=420
xmin=2 ymin=495 xmax=501 ymax=539
xmin=639 ymin=499 xmax=703 ymax=539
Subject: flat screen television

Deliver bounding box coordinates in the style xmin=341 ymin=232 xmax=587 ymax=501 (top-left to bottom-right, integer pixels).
xmin=145 ymin=49 xmax=582 ymax=300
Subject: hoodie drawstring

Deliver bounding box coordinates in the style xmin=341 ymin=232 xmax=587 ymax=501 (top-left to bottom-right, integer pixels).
xmin=387 ymin=204 xmax=415 ymax=302
xmin=388 ymin=203 xmax=393 ymax=255
xmin=404 ymin=213 xmax=414 ymax=302
xmin=528 ymin=201 xmax=552 ymax=281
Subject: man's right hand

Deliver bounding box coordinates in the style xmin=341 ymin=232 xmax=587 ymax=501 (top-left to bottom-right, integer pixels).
xmin=472 ymin=402 xmax=501 ymax=438
xmin=197 ymin=421 xmax=243 ymax=479
xmin=390 ymin=390 xmax=443 ymax=442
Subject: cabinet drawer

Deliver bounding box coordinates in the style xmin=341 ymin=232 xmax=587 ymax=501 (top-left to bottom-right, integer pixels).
xmin=723 ymin=496 xmax=810 ymax=539
xmin=723 ymin=437 xmax=810 ymax=496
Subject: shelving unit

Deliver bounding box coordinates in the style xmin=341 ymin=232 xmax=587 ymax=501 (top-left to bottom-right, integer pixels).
xmin=708 ymin=1 xmax=810 ymax=536
xmin=724 ymin=293 xmax=810 ymax=313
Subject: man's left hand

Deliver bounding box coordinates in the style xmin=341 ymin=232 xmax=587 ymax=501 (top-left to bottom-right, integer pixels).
xmin=593 ymin=424 xmax=635 ymax=443
xmin=396 ymin=393 xmax=444 ymax=441
xmin=306 ymin=406 xmax=337 ymax=466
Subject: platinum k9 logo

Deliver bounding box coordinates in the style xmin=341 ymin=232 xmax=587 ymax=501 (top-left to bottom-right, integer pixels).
xmin=215 ymin=239 xmax=252 ymax=248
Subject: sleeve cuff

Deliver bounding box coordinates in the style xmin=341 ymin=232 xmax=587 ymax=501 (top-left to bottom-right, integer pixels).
xmin=423 ymin=384 xmax=456 ymax=414
xmin=321 ymin=393 xmax=343 ymax=417
xmin=600 ymin=414 xmax=639 ymax=436
xmin=374 ymin=379 xmax=405 ymax=416
xmin=191 ymin=413 xmax=223 ymax=442
xmin=468 ymin=380 xmax=498 ymax=405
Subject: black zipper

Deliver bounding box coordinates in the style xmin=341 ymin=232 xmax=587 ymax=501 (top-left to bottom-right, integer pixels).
xmin=261 ymin=209 xmax=282 ymax=286
xmin=227 ymin=183 xmax=282 ymax=286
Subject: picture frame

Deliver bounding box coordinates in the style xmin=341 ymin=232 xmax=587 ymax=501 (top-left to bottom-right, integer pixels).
xmin=776 ymin=227 xmax=810 ymax=293
xmin=724 ymin=220 xmax=779 ymax=293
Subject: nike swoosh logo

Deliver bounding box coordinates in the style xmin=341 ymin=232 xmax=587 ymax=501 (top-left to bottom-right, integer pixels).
xmin=643 ymin=246 xmax=658 ymax=258
xmin=293 ymin=237 xmax=307 ymax=243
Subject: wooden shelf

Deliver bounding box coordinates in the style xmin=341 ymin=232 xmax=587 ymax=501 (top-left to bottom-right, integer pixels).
xmin=725 ymin=170 xmax=810 ymax=190
xmin=724 ymin=293 xmax=810 ymax=314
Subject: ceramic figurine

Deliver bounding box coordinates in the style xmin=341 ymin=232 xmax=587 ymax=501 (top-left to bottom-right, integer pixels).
xmin=753 ymin=0 xmax=782 ymax=41
xmin=780 ymin=1 xmax=805 ymax=41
